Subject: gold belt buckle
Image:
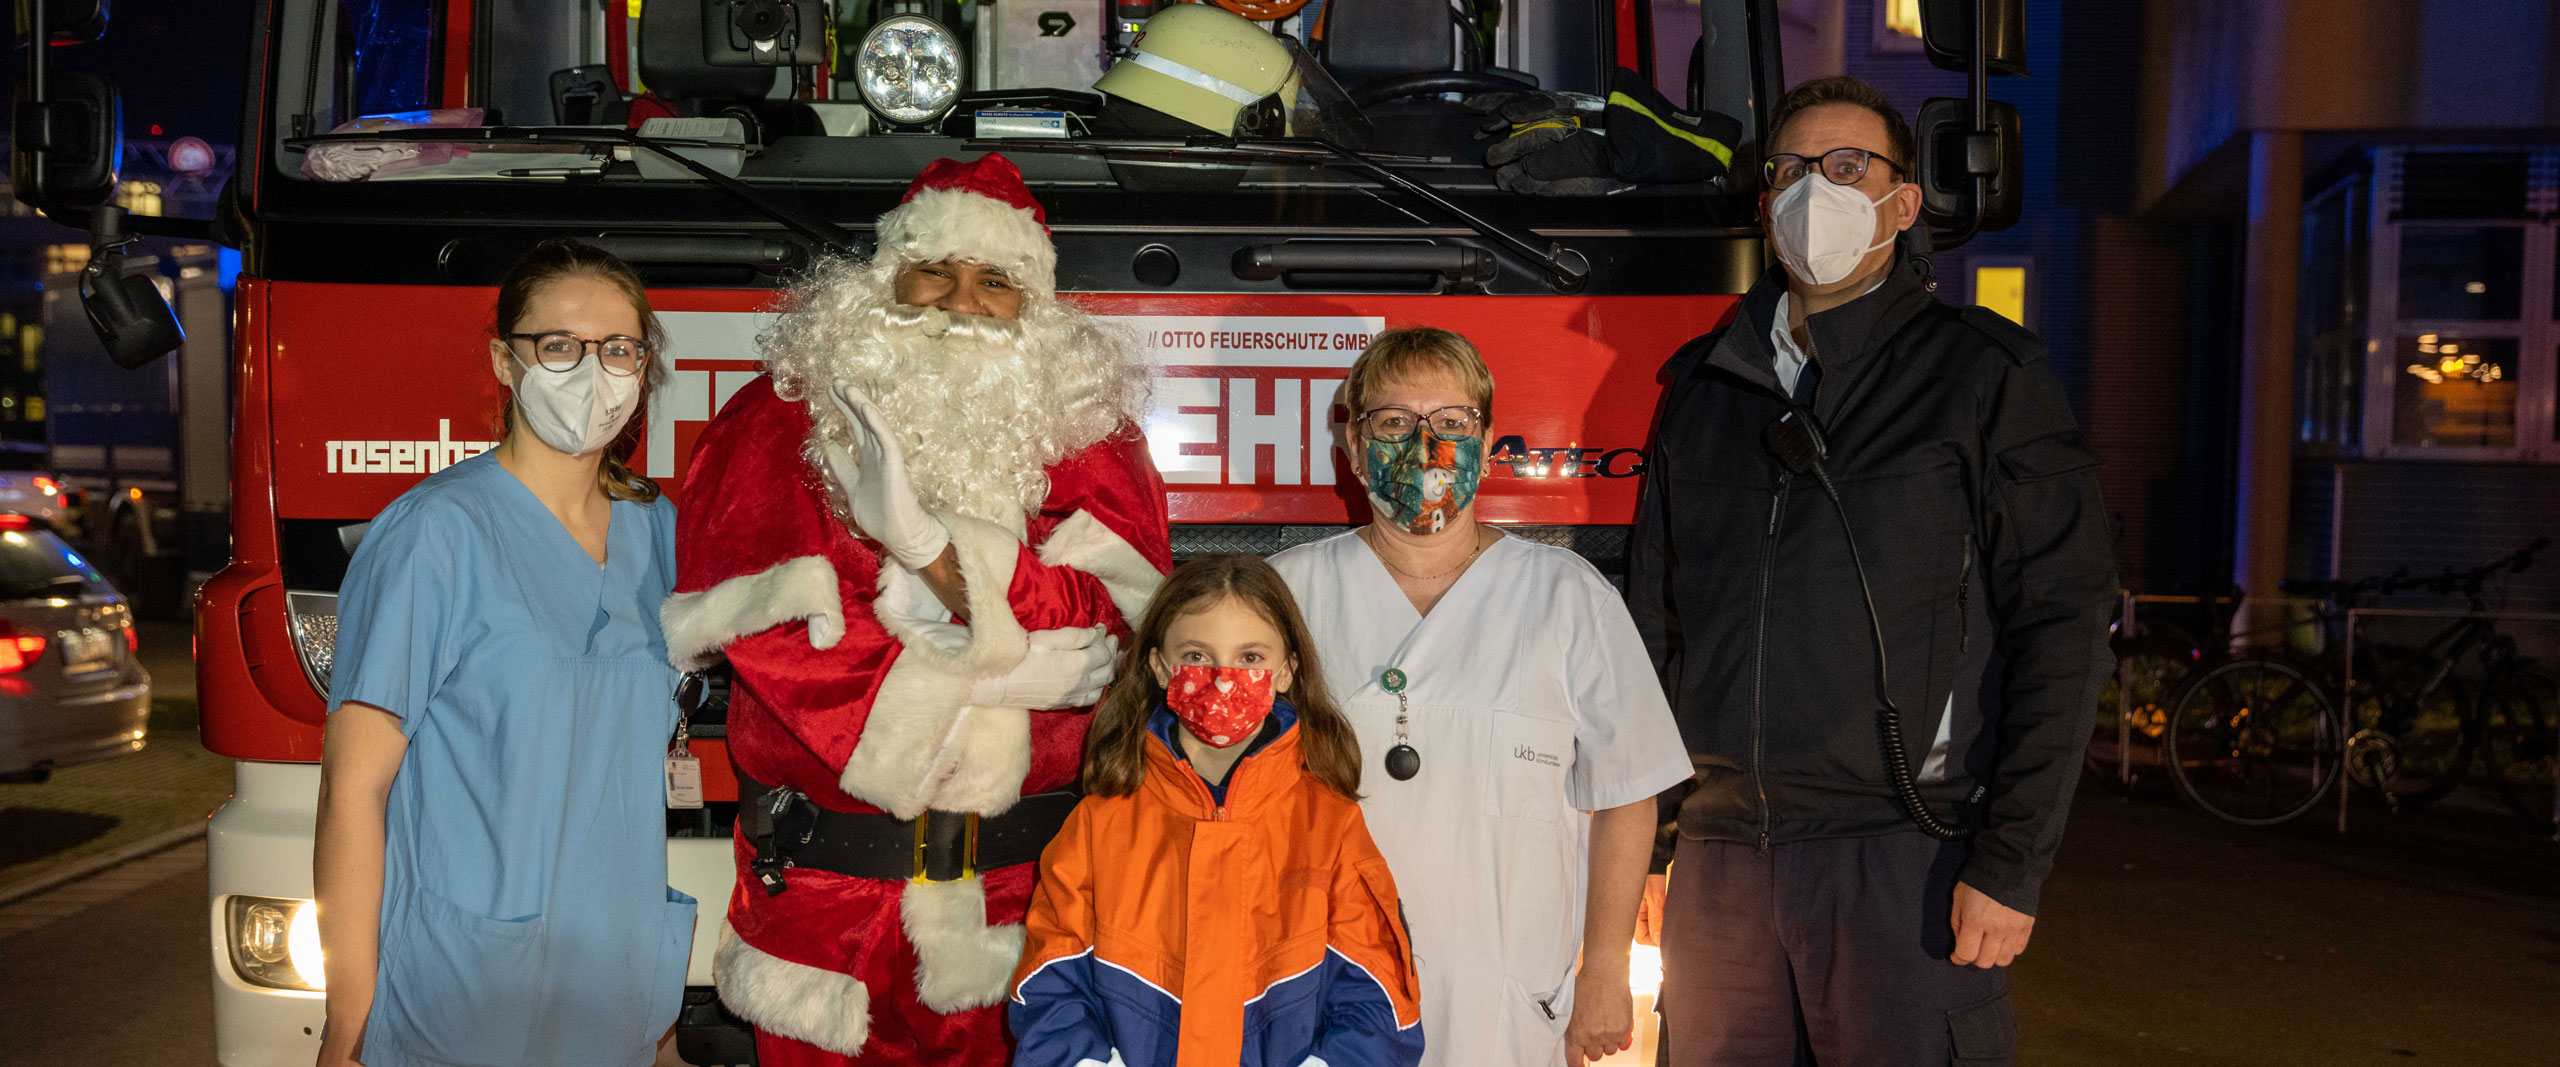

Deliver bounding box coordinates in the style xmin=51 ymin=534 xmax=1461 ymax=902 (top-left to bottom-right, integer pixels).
xmin=910 ymin=810 xmax=980 ymax=883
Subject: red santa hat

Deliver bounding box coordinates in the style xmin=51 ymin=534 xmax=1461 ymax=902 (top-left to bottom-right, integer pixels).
xmin=872 ymin=153 xmax=1059 ymax=297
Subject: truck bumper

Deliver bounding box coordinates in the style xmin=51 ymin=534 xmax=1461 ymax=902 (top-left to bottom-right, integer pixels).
xmin=208 ymin=763 xmax=748 ymax=1066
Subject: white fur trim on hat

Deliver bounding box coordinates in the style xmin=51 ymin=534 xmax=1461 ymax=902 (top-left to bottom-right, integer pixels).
xmin=902 ymin=876 xmax=1029 ymax=1012
xmin=660 ymin=555 xmax=845 ymax=671
xmin=1036 ymin=509 xmax=1165 ymax=631
xmin=838 ymin=514 xmax=1037 ymax=818
xmin=876 ymin=186 xmax=1059 ymax=296
xmin=714 ymin=925 xmax=872 ymax=1056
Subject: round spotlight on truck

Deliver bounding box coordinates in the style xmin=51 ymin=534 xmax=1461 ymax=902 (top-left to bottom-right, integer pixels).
xmin=855 ymin=16 xmax=965 ymax=128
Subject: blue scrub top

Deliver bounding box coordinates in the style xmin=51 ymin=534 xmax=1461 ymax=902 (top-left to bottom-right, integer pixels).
xmin=328 ymin=452 xmax=695 ymax=1067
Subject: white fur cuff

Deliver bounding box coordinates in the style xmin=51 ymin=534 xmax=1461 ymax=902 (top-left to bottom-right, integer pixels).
xmin=839 ymin=514 xmax=1036 ymax=818
xmin=902 ymin=876 xmax=1029 ymax=1013
xmin=661 ymin=555 xmax=845 ymax=671
xmin=714 ymin=926 xmax=872 ymax=1056
xmin=1036 ymin=509 xmax=1164 ymax=631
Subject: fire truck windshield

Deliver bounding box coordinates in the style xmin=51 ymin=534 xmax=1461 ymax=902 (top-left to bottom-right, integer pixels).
xmin=257 ymin=0 xmax=1765 ymax=236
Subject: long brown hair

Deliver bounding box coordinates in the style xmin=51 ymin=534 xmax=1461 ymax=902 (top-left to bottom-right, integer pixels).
xmin=491 ymin=238 xmax=667 ymax=503
xmin=1083 ymin=554 xmax=1363 ymax=800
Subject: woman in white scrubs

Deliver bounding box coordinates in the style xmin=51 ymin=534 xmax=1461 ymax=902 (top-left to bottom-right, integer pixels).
xmin=1270 ymin=327 xmax=1692 ymax=1067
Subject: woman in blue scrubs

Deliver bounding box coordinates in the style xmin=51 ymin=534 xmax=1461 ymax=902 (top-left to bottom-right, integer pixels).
xmin=313 ymin=239 xmax=694 ymax=1067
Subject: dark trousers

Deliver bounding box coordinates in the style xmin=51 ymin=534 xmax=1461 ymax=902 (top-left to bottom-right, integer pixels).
xmin=1658 ymin=833 xmax=2018 ymax=1067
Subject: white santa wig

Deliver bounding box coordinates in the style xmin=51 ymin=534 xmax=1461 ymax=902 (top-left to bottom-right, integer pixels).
xmin=763 ymin=252 xmax=1144 ymax=531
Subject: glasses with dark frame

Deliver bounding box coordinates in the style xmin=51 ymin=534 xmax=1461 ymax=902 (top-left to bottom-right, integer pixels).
xmin=504 ymin=331 xmax=653 ymax=376
xmin=1762 ymin=147 xmax=1905 ymax=192
xmin=1357 ymin=405 xmax=1485 ymax=442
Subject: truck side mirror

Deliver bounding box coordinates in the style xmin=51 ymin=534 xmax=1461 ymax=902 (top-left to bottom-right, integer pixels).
xmin=14 ymin=0 xmax=109 ymax=44
xmin=11 ymin=69 xmax=122 ymax=212
xmin=1920 ymin=0 xmax=2028 ymax=78
xmin=80 ymin=205 xmax=184 ymax=369
xmin=1913 ymin=97 xmax=2022 ymax=234
xmin=12 ymin=0 xmax=123 ymax=214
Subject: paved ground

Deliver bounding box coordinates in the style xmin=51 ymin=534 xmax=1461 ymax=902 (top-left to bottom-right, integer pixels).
xmin=0 ymin=620 xmax=228 ymax=898
xmin=3 ymin=776 xmax=2551 ymax=1067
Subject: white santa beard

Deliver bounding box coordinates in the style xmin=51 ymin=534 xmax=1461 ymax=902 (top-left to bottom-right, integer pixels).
xmin=768 ymin=268 xmax=1141 ymax=530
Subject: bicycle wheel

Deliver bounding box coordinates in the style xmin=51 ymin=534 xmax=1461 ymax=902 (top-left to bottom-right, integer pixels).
xmin=2166 ymin=655 xmax=2344 ymax=825
xmin=2092 ymin=632 xmax=2198 ymax=786
xmin=2471 ymin=665 xmax=2559 ymax=832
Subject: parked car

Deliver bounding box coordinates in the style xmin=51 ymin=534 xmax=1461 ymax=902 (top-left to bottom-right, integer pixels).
xmin=0 ymin=442 xmax=72 ymax=534
xmin=0 ymin=513 xmax=149 ymax=782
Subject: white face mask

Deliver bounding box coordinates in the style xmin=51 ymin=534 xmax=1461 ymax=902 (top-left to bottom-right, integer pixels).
xmin=510 ymin=352 xmax=641 ymax=457
xmin=1769 ymin=176 xmax=1904 ymax=287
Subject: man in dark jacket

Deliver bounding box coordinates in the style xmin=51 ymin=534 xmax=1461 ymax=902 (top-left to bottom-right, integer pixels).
xmin=1628 ymin=76 xmax=2116 ymax=1065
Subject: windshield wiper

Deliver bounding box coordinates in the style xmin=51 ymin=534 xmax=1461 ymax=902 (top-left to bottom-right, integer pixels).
xmin=981 ymin=136 xmax=1591 ymax=292
xmin=285 ymin=127 xmax=865 ymax=255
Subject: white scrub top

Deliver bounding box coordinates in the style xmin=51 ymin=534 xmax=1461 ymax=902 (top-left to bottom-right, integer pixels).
xmin=1270 ymin=531 xmax=1693 ymax=1067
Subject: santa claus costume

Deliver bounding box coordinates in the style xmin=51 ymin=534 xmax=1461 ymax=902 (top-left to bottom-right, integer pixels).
xmin=662 ymin=154 xmax=1170 ymax=1067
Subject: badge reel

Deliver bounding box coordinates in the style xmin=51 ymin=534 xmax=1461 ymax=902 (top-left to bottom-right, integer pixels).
xmin=665 ymin=678 xmax=704 ymax=810
xmin=1382 ymin=668 xmax=1420 ymax=781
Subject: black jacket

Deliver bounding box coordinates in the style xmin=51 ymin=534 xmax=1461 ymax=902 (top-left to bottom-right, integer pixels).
xmin=1627 ymin=254 xmax=2116 ymax=916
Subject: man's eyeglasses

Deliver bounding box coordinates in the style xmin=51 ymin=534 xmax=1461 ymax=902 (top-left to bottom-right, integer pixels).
xmin=505 ymin=331 xmax=653 ymax=377
xmin=1357 ymin=405 xmax=1484 ymax=442
xmin=1762 ymin=147 xmax=1904 ymax=192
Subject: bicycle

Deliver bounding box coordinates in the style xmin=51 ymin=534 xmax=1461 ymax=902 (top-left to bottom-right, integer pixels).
xmin=2161 ymin=538 xmax=2552 ymax=828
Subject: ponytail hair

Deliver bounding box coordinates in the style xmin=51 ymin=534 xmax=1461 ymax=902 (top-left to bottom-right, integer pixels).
xmin=490 ymin=238 xmax=668 ymax=503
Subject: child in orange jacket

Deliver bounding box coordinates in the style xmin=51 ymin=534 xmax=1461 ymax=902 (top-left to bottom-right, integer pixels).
xmin=1009 ymin=554 xmax=1425 ymax=1067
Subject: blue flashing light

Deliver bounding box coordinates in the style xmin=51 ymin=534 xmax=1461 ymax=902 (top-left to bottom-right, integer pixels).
xmin=217 ymin=246 xmax=242 ymax=292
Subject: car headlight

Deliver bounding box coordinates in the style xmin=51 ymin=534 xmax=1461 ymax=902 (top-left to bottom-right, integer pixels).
xmin=855 ymin=16 xmax=965 ymax=127
xmin=226 ymin=895 xmax=327 ymax=991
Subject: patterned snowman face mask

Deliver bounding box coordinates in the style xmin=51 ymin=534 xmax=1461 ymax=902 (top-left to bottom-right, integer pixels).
xmin=1163 ymin=665 xmax=1275 ymax=748
xmin=1364 ymin=431 xmax=1484 ymax=536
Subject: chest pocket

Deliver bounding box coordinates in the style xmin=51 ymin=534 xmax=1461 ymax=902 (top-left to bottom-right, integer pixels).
xmin=1488 ymin=711 xmax=1574 ymax=824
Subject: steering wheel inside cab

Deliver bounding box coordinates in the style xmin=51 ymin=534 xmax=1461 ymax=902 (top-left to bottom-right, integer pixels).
xmin=1302 ymin=0 xmax=1537 ymax=156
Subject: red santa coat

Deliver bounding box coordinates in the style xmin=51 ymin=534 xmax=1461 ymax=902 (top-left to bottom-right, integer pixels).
xmin=662 ymin=376 xmax=1168 ymax=1067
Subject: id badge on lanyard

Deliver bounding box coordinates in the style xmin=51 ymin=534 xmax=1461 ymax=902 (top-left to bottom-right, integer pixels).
xmin=666 ymin=705 xmax=703 ymax=810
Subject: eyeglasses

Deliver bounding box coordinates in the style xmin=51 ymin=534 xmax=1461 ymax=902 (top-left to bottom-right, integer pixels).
xmin=1762 ymin=147 xmax=1904 ymax=192
xmin=505 ymin=331 xmax=652 ymax=377
xmin=1357 ymin=405 xmax=1484 ymax=442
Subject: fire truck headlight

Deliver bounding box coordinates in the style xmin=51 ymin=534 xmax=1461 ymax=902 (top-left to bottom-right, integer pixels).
xmin=226 ymin=896 xmax=327 ymax=991
xmin=855 ymin=16 xmax=965 ymax=128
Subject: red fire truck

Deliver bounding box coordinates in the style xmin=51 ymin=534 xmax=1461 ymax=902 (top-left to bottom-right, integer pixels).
xmin=11 ymin=0 xmax=2019 ymax=1062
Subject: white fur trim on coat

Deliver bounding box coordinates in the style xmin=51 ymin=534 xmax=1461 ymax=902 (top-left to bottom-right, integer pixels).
xmin=838 ymin=514 xmax=1036 ymax=818
xmin=1036 ymin=509 xmax=1165 ymax=630
xmin=660 ymin=555 xmax=845 ymax=671
xmin=902 ymin=875 xmax=1029 ymax=1013
xmin=714 ymin=925 xmax=872 ymax=1056
xmin=875 ymin=186 xmax=1058 ymax=296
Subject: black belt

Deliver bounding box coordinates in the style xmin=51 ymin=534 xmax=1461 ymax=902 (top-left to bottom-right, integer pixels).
xmin=737 ymin=769 xmax=1078 ymax=895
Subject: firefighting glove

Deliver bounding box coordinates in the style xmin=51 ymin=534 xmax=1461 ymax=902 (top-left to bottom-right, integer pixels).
xmin=1600 ymin=67 xmax=1741 ymax=186
xmin=968 ymin=626 xmax=1121 ymax=710
xmin=1464 ymin=90 xmax=1630 ymax=197
xmin=821 ymin=382 xmax=954 ymax=571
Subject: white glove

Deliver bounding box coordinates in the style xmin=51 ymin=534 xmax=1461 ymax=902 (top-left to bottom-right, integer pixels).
xmin=820 ymin=382 xmax=952 ymax=571
xmin=969 ymin=627 xmax=1120 ymax=710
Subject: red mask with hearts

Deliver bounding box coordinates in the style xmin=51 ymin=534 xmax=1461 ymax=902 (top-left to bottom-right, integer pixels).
xmin=1163 ymin=665 xmax=1275 ymax=748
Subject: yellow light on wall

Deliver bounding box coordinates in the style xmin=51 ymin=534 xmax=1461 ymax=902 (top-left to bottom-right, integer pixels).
xmin=1974 ymin=266 xmax=2029 ymax=326
xmin=1886 ymin=0 xmax=1923 ymax=38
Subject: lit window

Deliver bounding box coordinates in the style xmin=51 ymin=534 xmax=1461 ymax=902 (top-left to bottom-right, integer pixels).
xmin=1969 ymin=258 xmax=2034 ymax=329
xmin=1886 ymin=0 xmax=1923 ymax=38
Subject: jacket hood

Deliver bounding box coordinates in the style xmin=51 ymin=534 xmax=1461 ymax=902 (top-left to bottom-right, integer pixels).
xmin=1142 ymin=702 xmax=1306 ymax=818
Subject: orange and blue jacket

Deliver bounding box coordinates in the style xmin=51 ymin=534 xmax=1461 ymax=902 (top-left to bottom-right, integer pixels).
xmin=1009 ymin=702 xmax=1425 ymax=1067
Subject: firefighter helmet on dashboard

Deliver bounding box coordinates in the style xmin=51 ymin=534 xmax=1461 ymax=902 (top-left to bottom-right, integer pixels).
xmin=1093 ymin=3 xmax=1295 ymax=136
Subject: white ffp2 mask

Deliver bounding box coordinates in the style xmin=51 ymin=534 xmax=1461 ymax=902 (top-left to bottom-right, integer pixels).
xmin=511 ymin=355 xmax=640 ymax=457
xmin=1770 ymin=177 xmax=1903 ymax=286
